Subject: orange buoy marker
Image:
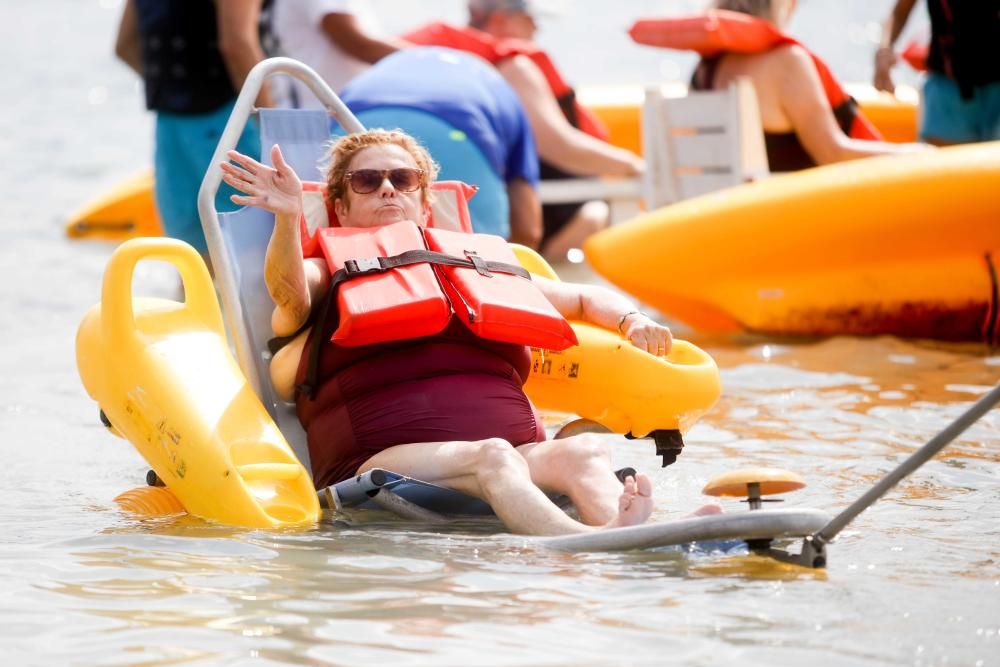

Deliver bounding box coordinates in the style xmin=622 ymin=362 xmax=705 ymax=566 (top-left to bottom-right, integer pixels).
xmin=703 ymin=468 xmax=806 ymax=509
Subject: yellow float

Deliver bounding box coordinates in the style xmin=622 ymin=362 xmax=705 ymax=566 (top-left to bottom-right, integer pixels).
xmin=79 ymin=239 xmax=721 ymax=527
xmin=77 ymin=238 xmax=320 ymax=528
xmin=585 ymin=141 xmax=1000 ymax=342
xmin=514 ymin=245 xmax=720 ymax=439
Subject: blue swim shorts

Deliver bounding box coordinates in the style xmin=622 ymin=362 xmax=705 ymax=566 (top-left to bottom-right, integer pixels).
xmin=335 ymin=107 xmax=510 ymax=238
xmin=920 ymin=73 xmax=1000 ymax=144
xmin=154 ymin=99 xmax=261 ymax=255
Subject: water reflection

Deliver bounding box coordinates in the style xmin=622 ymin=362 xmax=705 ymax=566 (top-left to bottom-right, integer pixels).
xmin=8 ymin=298 xmax=999 ymax=665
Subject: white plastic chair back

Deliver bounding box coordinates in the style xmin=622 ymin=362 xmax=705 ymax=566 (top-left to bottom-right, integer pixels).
xmin=199 ymin=59 xmax=366 ymax=471
xmin=642 ymin=77 xmax=769 ymax=209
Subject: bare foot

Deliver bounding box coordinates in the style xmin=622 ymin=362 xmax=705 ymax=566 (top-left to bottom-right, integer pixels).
xmin=606 ymin=474 xmax=654 ymax=528
xmin=685 ymin=503 xmax=723 ymax=518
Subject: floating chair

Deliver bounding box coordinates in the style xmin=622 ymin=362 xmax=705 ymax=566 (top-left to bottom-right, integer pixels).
xmin=88 ymin=59 xmax=823 ymax=556
xmin=192 ymin=58 xmax=723 ymax=520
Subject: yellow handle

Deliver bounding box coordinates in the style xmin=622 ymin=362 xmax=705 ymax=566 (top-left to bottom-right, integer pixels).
xmin=510 ymin=243 xmax=559 ymax=280
xmin=664 ymin=339 xmax=716 ymax=369
xmin=101 ymin=238 xmax=225 ymax=348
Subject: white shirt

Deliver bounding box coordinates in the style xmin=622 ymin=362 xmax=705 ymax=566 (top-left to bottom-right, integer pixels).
xmin=272 ymin=0 xmax=382 ymax=109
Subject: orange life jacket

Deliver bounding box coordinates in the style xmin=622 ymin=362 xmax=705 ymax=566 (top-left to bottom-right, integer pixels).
xmin=306 ymin=219 xmax=577 ymax=352
xmin=402 ymin=22 xmax=610 ymax=142
xmin=629 ymin=11 xmax=882 ymax=141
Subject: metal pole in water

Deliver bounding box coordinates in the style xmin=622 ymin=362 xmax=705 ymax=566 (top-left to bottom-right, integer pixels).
xmin=813 ymin=381 xmax=1000 ymax=547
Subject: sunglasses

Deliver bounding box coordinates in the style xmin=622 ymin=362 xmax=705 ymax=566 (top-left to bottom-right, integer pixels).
xmin=344 ymin=168 xmax=425 ymax=194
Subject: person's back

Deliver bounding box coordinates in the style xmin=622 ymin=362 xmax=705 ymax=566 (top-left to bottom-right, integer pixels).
xmin=691 ymin=0 xmax=927 ymax=170
xmin=693 ymin=43 xmax=821 ymax=171
xmin=339 ymin=47 xmax=541 ymax=244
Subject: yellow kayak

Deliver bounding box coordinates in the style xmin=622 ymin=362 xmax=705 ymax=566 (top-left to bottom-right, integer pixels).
xmin=585 ymin=141 xmax=1000 ymax=343
xmin=580 ymin=82 xmax=920 ymax=157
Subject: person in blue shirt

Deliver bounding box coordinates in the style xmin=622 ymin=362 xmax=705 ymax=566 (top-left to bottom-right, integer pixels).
xmin=338 ymin=47 xmax=542 ymax=246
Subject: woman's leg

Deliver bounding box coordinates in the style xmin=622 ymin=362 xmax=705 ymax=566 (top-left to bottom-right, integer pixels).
xmin=357 ymin=437 xmax=651 ymax=536
xmin=516 ymin=434 xmax=646 ymax=525
xmin=516 ymin=435 xmax=722 ymax=523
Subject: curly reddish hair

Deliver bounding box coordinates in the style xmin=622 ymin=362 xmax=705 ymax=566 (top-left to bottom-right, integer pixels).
xmin=324 ymin=129 xmax=439 ymax=211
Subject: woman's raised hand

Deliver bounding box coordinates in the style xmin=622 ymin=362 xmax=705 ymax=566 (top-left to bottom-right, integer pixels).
xmin=221 ymin=144 xmax=303 ymax=219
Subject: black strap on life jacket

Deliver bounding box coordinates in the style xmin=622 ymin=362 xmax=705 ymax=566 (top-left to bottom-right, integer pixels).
xmin=294 ymin=249 xmax=530 ymax=400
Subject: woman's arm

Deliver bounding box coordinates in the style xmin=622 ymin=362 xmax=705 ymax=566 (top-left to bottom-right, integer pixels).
xmin=777 ymin=45 xmax=927 ymax=164
xmin=536 ymin=277 xmax=672 ymax=355
xmin=497 ymin=55 xmax=644 ymax=178
xmin=220 ymin=145 xmax=329 ymax=336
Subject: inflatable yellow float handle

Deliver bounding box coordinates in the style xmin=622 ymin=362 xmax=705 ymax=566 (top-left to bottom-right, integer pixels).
xmin=510 ymin=243 xmax=560 ymax=281
xmin=101 ymin=238 xmax=224 ymax=349
xmin=510 ymin=244 xmax=722 ymax=451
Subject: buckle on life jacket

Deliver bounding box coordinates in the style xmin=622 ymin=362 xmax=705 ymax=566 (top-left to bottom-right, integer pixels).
xmin=344 ymin=257 xmax=384 ymax=276
xmin=464 ymin=250 xmax=493 ymax=278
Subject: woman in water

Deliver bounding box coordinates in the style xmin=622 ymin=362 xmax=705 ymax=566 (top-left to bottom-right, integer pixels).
xmin=221 ymin=129 xmax=720 ymax=535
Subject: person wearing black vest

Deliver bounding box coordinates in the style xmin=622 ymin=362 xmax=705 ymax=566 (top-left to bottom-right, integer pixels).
xmin=876 ymin=0 xmax=1000 ymax=144
xmin=115 ymin=0 xmax=272 ymax=257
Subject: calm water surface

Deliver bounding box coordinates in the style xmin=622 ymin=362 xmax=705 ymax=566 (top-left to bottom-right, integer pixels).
xmin=1 ymin=1 xmax=997 ymax=665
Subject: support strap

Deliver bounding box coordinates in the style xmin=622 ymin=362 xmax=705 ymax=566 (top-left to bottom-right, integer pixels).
xmin=339 ymin=248 xmax=526 ymax=280
xmin=295 ymin=249 xmax=531 ymax=399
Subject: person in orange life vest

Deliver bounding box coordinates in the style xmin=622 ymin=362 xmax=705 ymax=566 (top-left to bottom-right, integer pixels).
xmin=422 ymin=0 xmax=644 ymax=261
xmin=692 ymin=0 xmax=928 ymax=171
xmin=221 ymin=130 xmax=721 ymax=536
xmin=874 ymin=0 xmax=1000 ymax=145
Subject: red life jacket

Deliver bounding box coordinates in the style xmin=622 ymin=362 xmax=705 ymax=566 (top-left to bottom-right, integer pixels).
xmin=629 ymin=11 xmax=883 ymax=141
xmin=901 ymin=39 xmax=929 ymax=72
xmin=304 ymin=219 xmax=577 ymax=366
xmin=402 ymin=22 xmax=610 ymax=142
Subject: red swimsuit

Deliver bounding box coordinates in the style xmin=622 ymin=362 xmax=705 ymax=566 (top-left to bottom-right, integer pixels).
xmin=296 ymin=319 xmax=545 ymax=488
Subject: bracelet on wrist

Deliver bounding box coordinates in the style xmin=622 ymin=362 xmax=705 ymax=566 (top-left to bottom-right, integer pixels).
xmin=617 ymin=310 xmax=644 ymax=334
